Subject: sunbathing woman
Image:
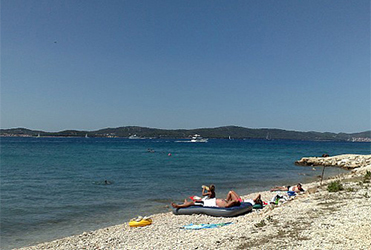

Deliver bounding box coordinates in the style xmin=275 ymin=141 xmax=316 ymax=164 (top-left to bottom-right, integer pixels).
xmin=171 ymin=184 xmax=216 ymax=209
xmin=172 ymin=190 xmax=258 ymax=208
xmin=201 ymin=184 xmax=215 ymax=199
xmin=270 ymin=183 xmax=304 ymax=193
xmin=215 ymin=190 xmax=242 ymax=207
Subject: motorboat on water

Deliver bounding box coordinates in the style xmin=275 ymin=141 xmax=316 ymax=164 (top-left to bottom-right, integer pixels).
xmin=190 ymin=134 xmax=208 ymax=143
xmin=128 ymin=134 xmax=143 ymax=139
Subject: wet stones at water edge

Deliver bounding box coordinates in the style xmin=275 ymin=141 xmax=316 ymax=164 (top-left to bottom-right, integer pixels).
xmin=295 ymin=154 xmax=371 ymax=169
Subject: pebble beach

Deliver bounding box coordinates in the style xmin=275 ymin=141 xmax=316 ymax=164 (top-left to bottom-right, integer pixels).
xmin=15 ymin=154 xmax=371 ymax=250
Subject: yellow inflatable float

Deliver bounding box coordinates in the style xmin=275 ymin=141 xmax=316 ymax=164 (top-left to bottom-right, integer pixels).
xmin=128 ymin=216 xmax=152 ymax=227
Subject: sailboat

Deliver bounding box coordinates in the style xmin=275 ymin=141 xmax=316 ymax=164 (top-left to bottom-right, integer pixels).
xmin=85 ymin=134 xmax=89 ymax=138
xmin=266 ymin=132 xmax=272 ymax=141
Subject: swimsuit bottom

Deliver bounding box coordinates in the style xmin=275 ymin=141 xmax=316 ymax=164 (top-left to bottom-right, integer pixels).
xmin=201 ymin=198 xmax=216 ymax=207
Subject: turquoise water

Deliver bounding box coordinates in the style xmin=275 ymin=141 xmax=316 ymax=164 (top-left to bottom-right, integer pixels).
xmin=1 ymin=137 xmax=370 ymax=249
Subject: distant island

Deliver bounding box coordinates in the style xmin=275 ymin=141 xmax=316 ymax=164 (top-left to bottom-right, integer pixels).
xmin=1 ymin=126 xmax=370 ymax=142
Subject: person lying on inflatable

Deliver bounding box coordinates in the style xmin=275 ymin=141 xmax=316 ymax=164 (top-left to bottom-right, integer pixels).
xmin=172 ymin=189 xmax=251 ymax=209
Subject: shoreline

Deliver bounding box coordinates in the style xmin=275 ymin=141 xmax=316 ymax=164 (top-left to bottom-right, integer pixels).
xmin=14 ymin=154 xmax=371 ymax=250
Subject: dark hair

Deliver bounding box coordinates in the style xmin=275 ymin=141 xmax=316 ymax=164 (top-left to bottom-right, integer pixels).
xmin=209 ymin=184 xmax=215 ymax=192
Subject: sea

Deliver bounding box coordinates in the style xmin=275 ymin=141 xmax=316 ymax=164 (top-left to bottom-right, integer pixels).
xmin=1 ymin=137 xmax=370 ymax=249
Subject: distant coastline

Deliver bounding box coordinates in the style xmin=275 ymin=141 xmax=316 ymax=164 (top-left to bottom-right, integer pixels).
xmin=1 ymin=126 xmax=370 ymax=142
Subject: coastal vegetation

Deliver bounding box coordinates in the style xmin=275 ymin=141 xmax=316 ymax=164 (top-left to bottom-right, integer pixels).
xmin=1 ymin=126 xmax=370 ymax=142
xmin=364 ymin=171 xmax=371 ymax=183
xmin=327 ymin=181 xmax=344 ymax=192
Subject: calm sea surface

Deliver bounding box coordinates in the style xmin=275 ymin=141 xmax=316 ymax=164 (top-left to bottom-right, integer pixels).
xmin=1 ymin=137 xmax=370 ymax=249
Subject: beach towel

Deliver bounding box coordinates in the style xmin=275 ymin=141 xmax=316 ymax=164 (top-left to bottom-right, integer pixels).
xmin=181 ymin=222 xmax=232 ymax=230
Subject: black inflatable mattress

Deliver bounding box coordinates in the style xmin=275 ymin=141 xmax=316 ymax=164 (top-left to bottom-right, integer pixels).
xmin=172 ymin=202 xmax=253 ymax=217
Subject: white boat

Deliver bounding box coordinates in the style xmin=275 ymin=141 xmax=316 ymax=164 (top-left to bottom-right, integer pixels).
xmin=129 ymin=134 xmax=142 ymax=139
xmin=190 ymin=134 xmax=208 ymax=143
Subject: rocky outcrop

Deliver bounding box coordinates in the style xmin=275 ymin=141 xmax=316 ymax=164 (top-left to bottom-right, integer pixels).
xmin=295 ymin=154 xmax=371 ymax=169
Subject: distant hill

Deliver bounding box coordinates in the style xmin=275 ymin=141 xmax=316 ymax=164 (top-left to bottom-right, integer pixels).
xmin=1 ymin=126 xmax=370 ymax=142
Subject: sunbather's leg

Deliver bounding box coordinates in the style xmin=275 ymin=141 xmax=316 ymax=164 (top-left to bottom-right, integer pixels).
xmin=226 ymin=190 xmax=241 ymax=202
xmin=253 ymin=194 xmax=263 ymax=205
xmin=171 ymin=200 xmax=195 ymax=208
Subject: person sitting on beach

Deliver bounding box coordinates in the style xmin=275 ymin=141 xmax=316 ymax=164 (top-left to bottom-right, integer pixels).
xmin=190 ymin=184 xmax=216 ymax=202
xmin=171 ymin=190 xmax=248 ymax=209
xmin=201 ymin=184 xmax=216 ymax=199
xmin=173 ymin=184 xmax=216 ymax=208
xmin=243 ymin=194 xmax=263 ymax=206
xmin=270 ymin=183 xmax=304 ymax=193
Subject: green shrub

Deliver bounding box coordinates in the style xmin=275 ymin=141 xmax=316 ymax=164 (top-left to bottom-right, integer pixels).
xmin=254 ymin=220 xmax=266 ymax=228
xmin=266 ymin=216 xmax=274 ymax=222
xmin=327 ymin=181 xmax=344 ymax=192
xmin=364 ymin=171 xmax=371 ymax=183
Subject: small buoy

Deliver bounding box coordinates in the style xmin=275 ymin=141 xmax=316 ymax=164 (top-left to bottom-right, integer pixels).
xmin=168 ymin=153 xmax=171 ymax=156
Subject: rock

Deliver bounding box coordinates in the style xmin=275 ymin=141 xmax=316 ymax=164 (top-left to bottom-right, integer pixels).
xmin=295 ymin=154 xmax=371 ymax=170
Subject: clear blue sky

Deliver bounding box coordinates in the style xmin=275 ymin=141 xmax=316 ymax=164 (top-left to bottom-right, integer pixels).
xmin=1 ymin=0 xmax=370 ymax=133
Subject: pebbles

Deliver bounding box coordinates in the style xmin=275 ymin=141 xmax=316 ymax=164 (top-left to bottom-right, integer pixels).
xmin=15 ymin=163 xmax=371 ymax=250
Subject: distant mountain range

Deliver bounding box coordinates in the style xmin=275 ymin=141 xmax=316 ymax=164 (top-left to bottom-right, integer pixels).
xmin=1 ymin=126 xmax=370 ymax=142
